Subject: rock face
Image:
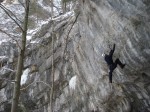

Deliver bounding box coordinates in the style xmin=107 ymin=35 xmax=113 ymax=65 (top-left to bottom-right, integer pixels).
xmin=0 ymin=0 xmax=150 ymax=112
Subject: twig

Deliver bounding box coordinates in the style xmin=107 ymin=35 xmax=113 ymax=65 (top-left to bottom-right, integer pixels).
xmin=2 ymin=67 xmax=16 ymax=72
xmin=69 ymin=13 xmax=79 ymax=35
xmin=20 ymin=81 xmax=51 ymax=91
xmin=18 ymin=0 xmax=25 ymax=8
xmin=49 ymin=1 xmax=55 ymax=111
xmin=0 ymin=29 xmax=18 ymax=38
xmin=63 ymin=12 xmax=80 ymax=56
xmin=0 ymin=4 xmax=24 ymax=32
xmin=0 ymin=77 xmax=16 ymax=83
xmin=0 ymin=29 xmax=22 ymax=50
xmin=1 ymin=4 xmax=23 ymax=24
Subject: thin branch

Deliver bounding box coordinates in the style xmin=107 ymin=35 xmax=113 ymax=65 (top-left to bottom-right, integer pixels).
xmin=0 ymin=77 xmax=16 ymax=83
xmin=49 ymin=1 xmax=54 ymax=111
xmin=1 ymin=4 xmax=23 ymax=24
xmin=66 ymin=13 xmax=80 ymax=39
xmin=2 ymin=67 xmax=16 ymax=72
xmin=49 ymin=0 xmax=60 ymax=14
xmin=0 ymin=29 xmax=18 ymax=38
xmin=0 ymin=29 xmax=22 ymax=50
xmin=63 ymin=12 xmax=80 ymax=56
xmin=0 ymin=4 xmax=24 ymax=32
xmin=18 ymin=0 xmax=25 ymax=8
xmin=20 ymin=81 xmax=51 ymax=91
xmin=53 ymin=5 xmax=59 ymax=11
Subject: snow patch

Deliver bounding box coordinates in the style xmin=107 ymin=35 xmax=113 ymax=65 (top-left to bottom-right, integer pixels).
xmin=38 ymin=0 xmax=51 ymax=13
xmin=30 ymin=40 xmax=40 ymax=44
xmin=21 ymin=68 xmax=30 ymax=85
xmin=26 ymin=35 xmax=32 ymax=40
xmin=0 ymin=56 xmax=8 ymax=59
xmin=69 ymin=75 xmax=77 ymax=90
xmin=0 ymin=39 xmax=10 ymax=45
xmin=27 ymin=20 xmax=50 ymax=41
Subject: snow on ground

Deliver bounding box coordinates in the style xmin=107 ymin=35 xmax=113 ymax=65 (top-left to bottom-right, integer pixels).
xmin=69 ymin=75 xmax=77 ymax=90
xmin=21 ymin=68 xmax=30 ymax=85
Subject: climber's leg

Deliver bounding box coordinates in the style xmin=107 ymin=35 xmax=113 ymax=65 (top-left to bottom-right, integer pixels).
xmin=115 ymin=58 xmax=125 ymax=69
xmin=109 ymin=70 xmax=113 ymax=83
xmin=108 ymin=63 xmax=117 ymax=83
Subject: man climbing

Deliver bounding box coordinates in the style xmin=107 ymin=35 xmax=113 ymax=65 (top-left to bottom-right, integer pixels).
xmin=102 ymin=44 xmax=125 ymax=83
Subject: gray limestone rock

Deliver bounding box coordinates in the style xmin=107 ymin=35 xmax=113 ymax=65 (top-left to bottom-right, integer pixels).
xmin=0 ymin=0 xmax=150 ymax=112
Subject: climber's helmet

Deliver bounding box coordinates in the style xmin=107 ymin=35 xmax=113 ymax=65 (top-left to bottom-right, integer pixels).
xmin=102 ymin=53 xmax=105 ymax=57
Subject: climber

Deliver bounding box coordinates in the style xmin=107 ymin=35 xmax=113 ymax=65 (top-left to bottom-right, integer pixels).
xmin=102 ymin=44 xmax=125 ymax=83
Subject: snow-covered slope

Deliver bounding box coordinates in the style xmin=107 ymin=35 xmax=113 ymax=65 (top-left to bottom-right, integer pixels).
xmin=0 ymin=0 xmax=63 ymax=41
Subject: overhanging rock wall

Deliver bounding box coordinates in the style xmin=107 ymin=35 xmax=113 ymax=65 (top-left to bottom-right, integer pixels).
xmin=0 ymin=0 xmax=150 ymax=112
xmin=63 ymin=0 xmax=150 ymax=111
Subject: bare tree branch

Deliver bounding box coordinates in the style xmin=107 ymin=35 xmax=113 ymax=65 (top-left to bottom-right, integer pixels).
xmin=0 ymin=4 xmax=24 ymax=32
xmin=2 ymin=67 xmax=16 ymax=72
xmin=50 ymin=1 xmax=54 ymax=111
xmin=1 ymin=4 xmax=23 ymax=23
xmin=49 ymin=0 xmax=61 ymax=14
xmin=0 ymin=29 xmax=18 ymax=38
xmin=0 ymin=29 xmax=22 ymax=50
xmin=18 ymin=0 xmax=25 ymax=8
xmin=20 ymin=81 xmax=51 ymax=91
xmin=11 ymin=0 xmax=30 ymax=111
xmin=63 ymin=12 xmax=80 ymax=57
xmin=0 ymin=77 xmax=16 ymax=83
xmin=66 ymin=13 xmax=80 ymax=39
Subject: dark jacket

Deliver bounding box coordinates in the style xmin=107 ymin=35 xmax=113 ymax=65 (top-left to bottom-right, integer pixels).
xmin=104 ymin=44 xmax=115 ymax=65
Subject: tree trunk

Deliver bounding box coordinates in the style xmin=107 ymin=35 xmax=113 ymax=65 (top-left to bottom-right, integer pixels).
xmin=49 ymin=30 xmax=55 ymax=112
xmin=51 ymin=0 xmax=54 ymax=16
xmin=11 ymin=1 xmax=30 ymax=112
xmin=62 ymin=0 xmax=66 ymax=13
xmin=49 ymin=0 xmax=54 ymax=111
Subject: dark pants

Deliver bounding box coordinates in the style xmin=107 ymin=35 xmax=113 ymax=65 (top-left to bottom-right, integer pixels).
xmin=109 ymin=58 xmax=124 ymax=83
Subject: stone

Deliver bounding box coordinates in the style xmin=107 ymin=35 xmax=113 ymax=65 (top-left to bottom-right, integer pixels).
xmin=0 ymin=0 xmax=150 ymax=112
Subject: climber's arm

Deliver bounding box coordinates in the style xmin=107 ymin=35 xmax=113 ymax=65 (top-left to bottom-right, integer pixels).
xmin=109 ymin=44 xmax=115 ymax=56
